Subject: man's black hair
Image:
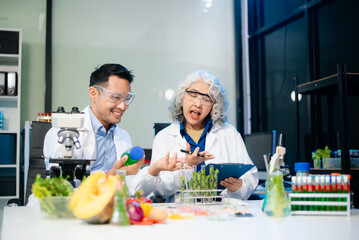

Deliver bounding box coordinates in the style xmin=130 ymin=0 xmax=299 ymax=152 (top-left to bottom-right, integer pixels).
xmin=89 ymin=63 xmax=134 ymax=87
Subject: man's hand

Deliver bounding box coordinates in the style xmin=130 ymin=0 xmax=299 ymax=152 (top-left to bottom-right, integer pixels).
xmin=220 ymin=177 xmax=243 ymax=192
xmin=124 ymin=156 xmax=145 ymax=175
xmin=184 ymin=142 xmax=215 ymax=167
xmin=106 ymin=154 xmax=145 ymax=176
xmin=148 ymin=152 xmax=184 ymax=176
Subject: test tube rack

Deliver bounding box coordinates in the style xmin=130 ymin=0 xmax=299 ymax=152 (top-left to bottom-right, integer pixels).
xmin=175 ymin=189 xmax=223 ymax=205
xmin=289 ymin=193 xmax=350 ymax=216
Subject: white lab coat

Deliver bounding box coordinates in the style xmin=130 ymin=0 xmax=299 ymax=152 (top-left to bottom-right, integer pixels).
xmin=43 ymin=106 xmax=156 ymax=196
xmin=149 ymin=121 xmax=259 ymax=200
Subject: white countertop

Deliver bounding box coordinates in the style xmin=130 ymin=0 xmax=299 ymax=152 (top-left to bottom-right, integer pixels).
xmin=2 ymin=200 xmax=359 ymax=240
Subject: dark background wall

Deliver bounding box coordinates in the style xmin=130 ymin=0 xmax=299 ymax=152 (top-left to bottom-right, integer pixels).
xmin=242 ymin=0 xmax=359 ymax=168
xmin=236 ymin=0 xmax=359 ymax=207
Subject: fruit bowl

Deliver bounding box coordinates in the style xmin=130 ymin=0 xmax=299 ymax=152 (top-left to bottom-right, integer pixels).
xmin=39 ymin=196 xmax=75 ymax=218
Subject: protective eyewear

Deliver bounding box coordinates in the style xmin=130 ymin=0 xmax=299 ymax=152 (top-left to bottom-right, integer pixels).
xmin=93 ymin=85 xmax=135 ymax=105
xmin=184 ymin=90 xmax=213 ymax=106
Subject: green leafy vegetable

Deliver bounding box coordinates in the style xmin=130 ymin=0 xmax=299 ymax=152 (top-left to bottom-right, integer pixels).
xmin=312 ymin=146 xmax=331 ymax=167
xmin=31 ymin=174 xmax=74 ymax=199
xmin=32 ymin=174 xmax=75 ymax=218
xmin=312 ymin=146 xmax=331 ymax=160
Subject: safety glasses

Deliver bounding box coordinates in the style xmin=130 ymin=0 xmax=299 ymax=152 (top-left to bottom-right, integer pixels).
xmin=93 ymin=85 xmax=135 ymax=105
xmin=184 ymin=90 xmax=213 ymax=107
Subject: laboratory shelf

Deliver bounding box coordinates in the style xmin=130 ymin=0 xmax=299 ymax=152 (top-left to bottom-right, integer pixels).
xmin=0 ymin=165 xmax=16 ymax=168
xmin=310 ymin=168 xmax=359 ymax=174
xmin=0 ymin=54 xmax=19 ymax=65
xmin=0 ymin=130 xmax=17 ymax=134
xmin=0 ymin=96 xmax=18 ymax=101
xmin=297 ymin=73 xmax=359 ymax=96
xmin=295 ymin=64 xmax=359 ymax=174
xmin=0 ymin=28 xmax=22 ymax=199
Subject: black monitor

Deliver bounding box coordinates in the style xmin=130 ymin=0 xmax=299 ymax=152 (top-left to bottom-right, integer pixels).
xmin=153 ymin=123 xmax=170 ymax=136
xmin=244 ymin=131 xmax=275 ymax=180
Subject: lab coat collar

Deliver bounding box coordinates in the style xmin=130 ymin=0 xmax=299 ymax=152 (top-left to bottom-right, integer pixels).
xmin=80 ymin=106 xmax=126 ymax=161
xmin=168 ymin=121 xmax=227 ymax=150
xmin=205 ymin=122 xmax=229 ymax=150
xmin=168 ymin=121 xmax=225 ymax=136
xmin=80 ymin=106 xmax=97 ymax=160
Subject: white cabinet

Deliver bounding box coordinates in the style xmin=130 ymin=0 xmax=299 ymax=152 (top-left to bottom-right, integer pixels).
xmin=0 ymin=28 xmax=22 ymax=199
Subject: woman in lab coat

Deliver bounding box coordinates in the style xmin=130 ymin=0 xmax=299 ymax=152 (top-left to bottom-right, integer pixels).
xmin=148 ymin=71 xmax=258 ymax=200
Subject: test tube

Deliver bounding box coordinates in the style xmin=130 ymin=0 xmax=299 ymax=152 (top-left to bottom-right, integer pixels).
xmin=201 ymin=165 xmax=206 ymax=202
xmin=291 ymin=176 xmax=297 ymax=211
xmin=197 ymin=167 xmax=201 ymax=191
xmin=205 ymin=175 xmax=211 ymax=198
xmin=319 ymin=175 xmax=325 ymax=211
xmin=306 ymin=176 xmax=314 ymax=211
xmin=214 ymin=169 xmax=219 ymax=190
xmin=336 ymin=175 xmax=343 ymax=211
xmin=343 ymin=175 xmax=349 ymax=211
xmin=297 ymin=176 xmax=303 ymax=211
xmin=302 ymin=176 xmax=308 ymax=210
xmin=209 ymin=165 xmax=214 ymax=190
xmin=325 ymin=175 xmax=331 ymax=211
xmin=182 ymin=164 xmax=189 ymax=203
xmin=343 ymin=175 xmax=350 ymax=193
xmin=184 ymin=164 xmax=189 ymax=190
xmin=314 ymin=175 xmax=320 ymax=211
xmin=192 ymin=165 xmax=197 ymax=199
xmin=331 ymin=175 xmax=338 ymax=211
xmin=179 ymin=164 xmax=185 ymax=203
xmin=209 ymin=165 xmax=215 ymax=201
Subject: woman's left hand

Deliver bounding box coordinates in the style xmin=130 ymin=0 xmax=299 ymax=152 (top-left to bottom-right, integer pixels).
xmin=184 ymin=142 xmax=215 ymax=166
xmin=220 ymin=177 xmax=243 ymax=192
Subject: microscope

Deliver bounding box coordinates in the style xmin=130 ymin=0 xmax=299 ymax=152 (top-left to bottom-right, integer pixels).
xmin=268 ymin=133 xmax=290 ymax=176
xmin=49 ymin=106 xmax=93 ymax=186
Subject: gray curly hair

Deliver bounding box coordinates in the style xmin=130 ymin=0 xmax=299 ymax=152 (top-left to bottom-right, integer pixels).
xmin=169 ymin=70 xmax=229 ymax=126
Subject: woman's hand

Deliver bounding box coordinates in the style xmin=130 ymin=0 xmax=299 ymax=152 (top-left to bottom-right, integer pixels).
xmin=148 ymin=152 xmax=184 ymax=176
xmin=184 ymin=142 xmax=215 ymax=167
xmin=220 ymin=177 xmax=243 ymax=192
xmin=106 ymin=154 xmax=145 ymax=176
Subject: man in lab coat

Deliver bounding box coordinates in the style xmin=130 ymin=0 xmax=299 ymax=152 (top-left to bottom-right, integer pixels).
xmin=43 ymin=63 xmax=180 ymax=196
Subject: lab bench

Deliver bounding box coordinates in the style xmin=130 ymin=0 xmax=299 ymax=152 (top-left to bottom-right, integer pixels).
xmin=2 ymin=200 xmax=359 ymax=240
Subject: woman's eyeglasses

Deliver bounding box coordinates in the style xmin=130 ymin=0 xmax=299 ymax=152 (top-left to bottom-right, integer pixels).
xmin=184 ymin=90 xmax=213 ymax=106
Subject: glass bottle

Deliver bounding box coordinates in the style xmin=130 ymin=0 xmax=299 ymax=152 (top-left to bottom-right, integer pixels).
xmin=110 ymin=169 xmax=130 ymax=226
xmin=294 ymin=162 xmax=310 ymax=177
xmin=263 ymin=172 xmax=290 ymax=217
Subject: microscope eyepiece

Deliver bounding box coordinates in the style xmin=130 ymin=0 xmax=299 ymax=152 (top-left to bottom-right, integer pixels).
xmin=71 ymin=107 xmax=80 ymax=113
xmin=56 ymin=106 xmax=65 ymax=113
xmin=278 ymin=133 xmax=286 ymax=147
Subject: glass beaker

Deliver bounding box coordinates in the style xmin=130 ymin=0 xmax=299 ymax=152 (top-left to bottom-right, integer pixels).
xmin=263 ymin=172 xmax=290 ymax=217
xmin=110 ymin=169 xmax=130 ymax=226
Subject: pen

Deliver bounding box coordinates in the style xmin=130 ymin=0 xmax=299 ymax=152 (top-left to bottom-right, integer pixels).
xmin=180 ymin=149 xmax=206 ymax=157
